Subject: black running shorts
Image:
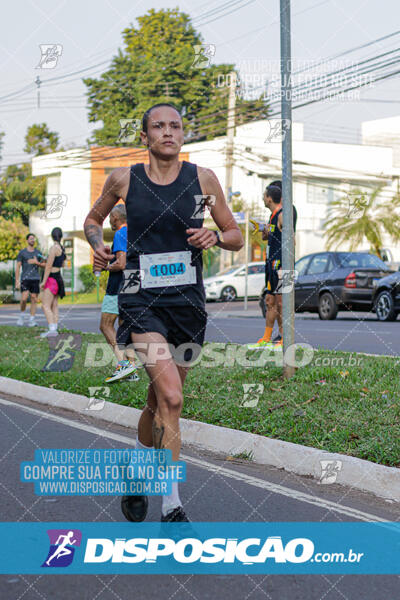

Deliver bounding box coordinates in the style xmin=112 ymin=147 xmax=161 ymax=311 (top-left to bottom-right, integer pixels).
xmin=116 ymin=304 xmax=208 ymax=364
xmin=20 ymin=279 xmax=40 ymax=294
xmin=265 ymin=261 xmax=282 ymax=295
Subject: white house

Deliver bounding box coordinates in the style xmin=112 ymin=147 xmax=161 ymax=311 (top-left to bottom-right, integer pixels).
xmin=31 ymin=116 xmax=400 ymax=289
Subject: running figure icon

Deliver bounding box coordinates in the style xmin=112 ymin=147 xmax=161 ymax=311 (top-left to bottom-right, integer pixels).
xmin=45 ymin=531 xmax=77 ymax=566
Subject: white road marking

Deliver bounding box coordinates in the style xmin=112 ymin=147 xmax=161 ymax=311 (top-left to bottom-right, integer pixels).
xmin=313 ymin=328 xmax=393 ymax=335
xmin=0 ymin=396 xmax=390 ymax=523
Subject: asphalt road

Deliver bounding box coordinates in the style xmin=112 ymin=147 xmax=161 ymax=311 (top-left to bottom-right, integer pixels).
xmin=1 ymin=301 xmax=399 ymax=356
xmin=0 ymin=395 xmax=399 ymax=599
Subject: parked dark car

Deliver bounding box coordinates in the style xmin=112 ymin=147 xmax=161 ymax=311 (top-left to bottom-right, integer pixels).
xmin=259 ymin=251 xmax=393 ymax=320
xmin=372 ymin=271 xmax=400 ymax=321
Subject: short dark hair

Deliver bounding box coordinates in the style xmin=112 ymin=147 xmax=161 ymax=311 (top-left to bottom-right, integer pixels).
xmin=266 ymin=182 xmax=282 ymax=204
xmin=142 ymin=103 xmax=181 ymax=133
xmin=270 ymin=180 xmax=282 ymax=189
xmin=26 ymin=233 xmax=35 ymax=240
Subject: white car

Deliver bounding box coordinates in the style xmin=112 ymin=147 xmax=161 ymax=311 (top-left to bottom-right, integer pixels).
xmin=204 ymin=262 xmax=266 ymax=302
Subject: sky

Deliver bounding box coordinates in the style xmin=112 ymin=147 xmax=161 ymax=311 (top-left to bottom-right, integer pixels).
xmin=0 ymin=0 xmax=399 ymax=167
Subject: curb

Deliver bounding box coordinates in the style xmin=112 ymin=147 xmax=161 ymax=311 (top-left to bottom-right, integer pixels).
xmin=0 ymin=376 xmax=398 ymax=501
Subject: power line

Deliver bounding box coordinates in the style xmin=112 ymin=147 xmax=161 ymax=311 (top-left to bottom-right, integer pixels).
xmin=358 ymin=98 xmax=400 ymax=103
xmin=220 ymin=0 xmax=330 ymax=46
xmin=192 ymin=0 xmax=248 ymax=22
xmin=2 ymin=30 xmax=400 ymax=165
xmin=193 ymin=0 xmax=256 ymax=26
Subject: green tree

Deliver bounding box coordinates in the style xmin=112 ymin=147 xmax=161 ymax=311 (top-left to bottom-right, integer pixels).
xmin=0 ymin=216 xmax=28 ymax=261
xmin=0 ymin=162 xmax=46 ymax=226
xmin=24 ymin=123 xmax=61 ymax=156
xmin=324 ymin=187 xmax=400 ymax=258
xmin=84 ymin=8 xmax=268 ymax=146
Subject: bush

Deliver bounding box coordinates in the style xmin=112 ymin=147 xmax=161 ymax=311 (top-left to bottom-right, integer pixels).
xmin=0 ymin=269 xmax=13 ymax=290
xmin=78 ymin=265 xmax=96 ymax=293
xmin=98 ymin=270 xmax=108 ymax=292
xmin=0 ymin=292 xmax=18 ymax=304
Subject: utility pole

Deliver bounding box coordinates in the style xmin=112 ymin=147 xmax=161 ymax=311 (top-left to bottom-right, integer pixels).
xmin=244 ymin=209 xmax=249 ymax=311
xmin=280 ymin=0 xmax=295 ymax=379
xmin=35 ymin=76 xmax=41 ymax=109
xmin=220 ymin=71 xmax=237 ymax=270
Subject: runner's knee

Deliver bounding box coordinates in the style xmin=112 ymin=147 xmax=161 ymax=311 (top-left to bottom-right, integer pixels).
xmin=266 ymin=295 xmax=276 ymax=309
xmin=157 ymin=389 xmax=183 ymax=413
xmin=100 ymin=315 xmax=114 ymax=334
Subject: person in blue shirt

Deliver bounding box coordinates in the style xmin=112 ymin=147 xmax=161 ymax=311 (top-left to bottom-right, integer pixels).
xmin=99 ymin=204 xmax=139 ymax=383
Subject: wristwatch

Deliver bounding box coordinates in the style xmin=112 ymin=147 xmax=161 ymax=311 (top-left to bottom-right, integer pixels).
xmin=214 ymin=230 xmax=223 ymax=247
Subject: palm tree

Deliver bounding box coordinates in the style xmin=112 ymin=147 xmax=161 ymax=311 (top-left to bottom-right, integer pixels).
xmin=324 ymin=186 xmax=400 ymax=258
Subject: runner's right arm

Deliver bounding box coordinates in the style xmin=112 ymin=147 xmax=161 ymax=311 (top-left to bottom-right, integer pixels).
xmin=83 ymin=168 xmax=127 ymax=271
xmin=15 ymin=260 xmax=21 ymax=289
xmin=41 ymin=247 xmax=56 ymax=288
xmin=106 ymin=250 xmax=126 ymax=272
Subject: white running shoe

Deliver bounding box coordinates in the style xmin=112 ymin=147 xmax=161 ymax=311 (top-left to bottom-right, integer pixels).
xmin=126 ymin=372 xmax=140 ymax=382
xmin=40 ymin=329 xmax=58 ymax=338
xmin=28 ymin=318 xmax=38 ymax=327
xmin=105 ymin=360 xmax=137 ymax=383
xmin=16 ymin=316 xmax=25 ymax=326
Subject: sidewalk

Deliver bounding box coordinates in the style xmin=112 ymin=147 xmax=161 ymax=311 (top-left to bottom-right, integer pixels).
xmin=1 ymin=376 xmax=398 ymax=501
xmin=0 ymin=302 xmax=101 ymax=309
xmin=211 ymin=309 xmax=318 ymax=319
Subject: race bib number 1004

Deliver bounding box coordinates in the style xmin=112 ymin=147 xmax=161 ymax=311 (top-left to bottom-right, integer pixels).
xmin=139 ymin=251 xmax=197 ymax=289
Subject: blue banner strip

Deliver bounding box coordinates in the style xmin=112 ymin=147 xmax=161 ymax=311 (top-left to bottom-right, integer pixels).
xmin=1 ymin=522 xmax=399 ymax=574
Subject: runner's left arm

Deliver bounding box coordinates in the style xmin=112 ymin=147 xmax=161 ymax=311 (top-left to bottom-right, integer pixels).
xmin=186 ymin=168 xmax=244 ymax=251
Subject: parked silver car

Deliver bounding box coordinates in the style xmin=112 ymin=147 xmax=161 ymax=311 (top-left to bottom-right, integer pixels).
xmin=204 ymin=262 xmax=265 ymax=301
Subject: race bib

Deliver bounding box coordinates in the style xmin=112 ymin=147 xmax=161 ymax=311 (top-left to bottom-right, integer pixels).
xmin=139 ymin=251 xmax=197 ymax=289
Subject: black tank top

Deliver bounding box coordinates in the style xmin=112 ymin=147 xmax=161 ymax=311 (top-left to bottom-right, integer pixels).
xmin=267 ymin=207 xmax=282 ymax=266
xmin=53 ymin=245 xmax=66 ymax=268
xmin=123 ymin=161 xmax=206 ymax=307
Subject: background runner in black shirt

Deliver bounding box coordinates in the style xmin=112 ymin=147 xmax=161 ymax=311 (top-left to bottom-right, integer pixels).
xmin=16 ymin=233 xmax=45 ymax=327
xmin=251 ymin=180 xmax=297 ymax=347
